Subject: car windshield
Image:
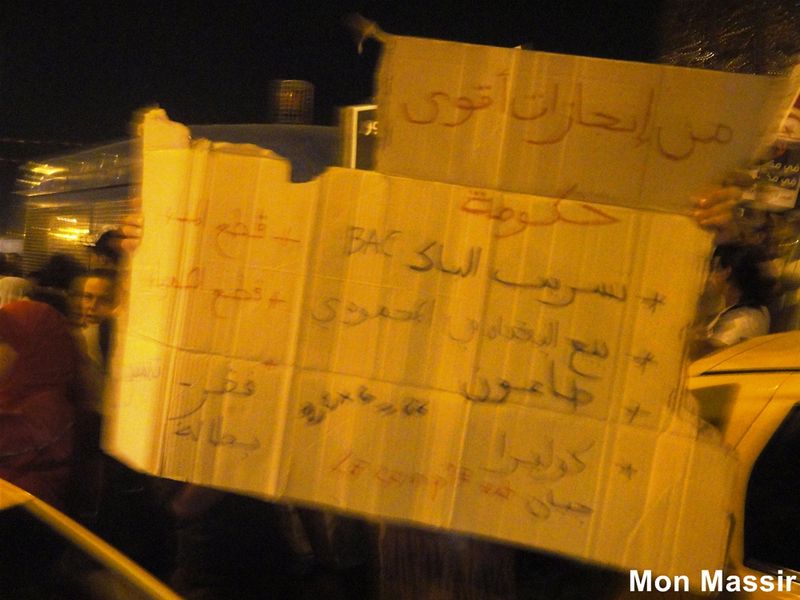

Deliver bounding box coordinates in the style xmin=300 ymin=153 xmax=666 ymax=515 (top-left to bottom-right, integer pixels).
xmin=744 ymin=404 xmax=800 ymax=573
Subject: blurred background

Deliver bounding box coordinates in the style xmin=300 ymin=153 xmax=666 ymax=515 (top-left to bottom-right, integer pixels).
xmin=0 ymin=1 xmax=669 ymax=234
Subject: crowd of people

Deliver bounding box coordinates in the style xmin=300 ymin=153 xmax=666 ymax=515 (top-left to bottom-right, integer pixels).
xmin=690 ymin=181 xmax=800 ymax=358
xmin=0 ymin=233 xmax=120 ymax=510
xmin=0 ymin=227 xmax=382 ymax=597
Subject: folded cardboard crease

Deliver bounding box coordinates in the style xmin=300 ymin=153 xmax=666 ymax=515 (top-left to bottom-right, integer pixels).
xmin=108 ymin=35 xmax=800 ymax=587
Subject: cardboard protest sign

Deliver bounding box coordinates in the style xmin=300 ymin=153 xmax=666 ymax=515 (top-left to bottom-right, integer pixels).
xmin=106 ymin=109 xmax=736 ymax=586
xmin=375 ymin=35 xmax=800 ymax=211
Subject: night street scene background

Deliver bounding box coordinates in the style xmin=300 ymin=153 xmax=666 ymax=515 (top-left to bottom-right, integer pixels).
xmin=0 ymin=1 xmax=667 ymax=233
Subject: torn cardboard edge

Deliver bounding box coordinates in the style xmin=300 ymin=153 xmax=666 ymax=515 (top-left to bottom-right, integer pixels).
xmin=373 ymin=33 xmax=800 ymax=213
xmin=106 ymin=108 xmax=735 ymax=590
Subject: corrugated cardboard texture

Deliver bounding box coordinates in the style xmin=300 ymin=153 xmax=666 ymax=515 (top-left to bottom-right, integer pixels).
xmin=374 ymin=35 xmax=800 ymax=211
xmin=106 ymin=110 xmax=736 ymax=586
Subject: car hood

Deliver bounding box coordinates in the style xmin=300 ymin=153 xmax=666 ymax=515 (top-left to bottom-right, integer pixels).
xmin=689 ymin=331 xmax=800 ymax=376
xmin=0 ymin=478 xmax=32 ymax=510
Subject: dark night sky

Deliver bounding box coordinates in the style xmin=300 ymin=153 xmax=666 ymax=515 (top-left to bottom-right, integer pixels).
xmin=0 ymin=1 xmax=663 ymax=220
xmin=0 ymin=2 xmax=662 ymax=142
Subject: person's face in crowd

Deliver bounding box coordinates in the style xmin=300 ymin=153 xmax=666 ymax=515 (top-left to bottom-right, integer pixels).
xmin=77 ymin=276 xmax=115 ymax=326
xmin=708 ymin=260 xmax=731 ymax=296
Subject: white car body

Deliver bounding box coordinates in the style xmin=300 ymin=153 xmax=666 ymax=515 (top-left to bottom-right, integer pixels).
xmin=688 ymin=332 xmax=800 ymax=599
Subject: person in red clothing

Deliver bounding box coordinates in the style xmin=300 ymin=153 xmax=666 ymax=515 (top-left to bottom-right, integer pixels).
xmin=0 ymin=300 xmax=79 ymax=508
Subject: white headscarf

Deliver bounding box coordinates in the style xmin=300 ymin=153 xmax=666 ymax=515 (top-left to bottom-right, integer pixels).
xmin=0 ymin=277 xmax=33 ymax=307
